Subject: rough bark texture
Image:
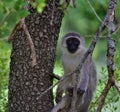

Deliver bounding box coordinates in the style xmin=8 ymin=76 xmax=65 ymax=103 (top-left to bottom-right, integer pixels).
xmin=8 ymin=0 xmax=63 ymax=112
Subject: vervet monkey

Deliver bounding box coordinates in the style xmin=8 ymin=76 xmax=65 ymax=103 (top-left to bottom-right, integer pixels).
xmin=51 ymin=32 xmax=97 ymax=112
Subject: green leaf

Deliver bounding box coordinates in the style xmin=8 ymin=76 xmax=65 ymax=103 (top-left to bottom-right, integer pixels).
xmin=31 ymin=0 xmax=46 ymax=13
xmin=0 ymin=22 xmax=8 ymax=31
xmin=17 ymin=9 xmax=30 ymax=18
xmin=13 ymin=0 xmax=25 ymax=10
xmin=37 ymin=3 xmax=46 ymax=13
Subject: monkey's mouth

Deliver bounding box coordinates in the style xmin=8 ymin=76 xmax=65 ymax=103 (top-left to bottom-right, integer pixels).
xmin=67 ymin=46 xmax=78 ymax=53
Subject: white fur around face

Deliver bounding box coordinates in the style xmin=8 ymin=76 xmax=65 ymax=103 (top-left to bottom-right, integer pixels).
xmin=61 ymin=45 xmax=86 ymax=74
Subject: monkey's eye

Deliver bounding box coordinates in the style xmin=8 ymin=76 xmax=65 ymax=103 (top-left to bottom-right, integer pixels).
xmin=72 ymin=38 xmax=80 ymax=46
xmin=74 ymin=39 xmax=80 ymax=46
xmin=66 ymin=38 xmax=80 ymax=46
xmin=66 ymin=38 xmax=72 ymax=45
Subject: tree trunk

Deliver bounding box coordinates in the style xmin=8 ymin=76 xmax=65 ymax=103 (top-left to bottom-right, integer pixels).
xmin=8 ymin=0 xmax=63 ymax=112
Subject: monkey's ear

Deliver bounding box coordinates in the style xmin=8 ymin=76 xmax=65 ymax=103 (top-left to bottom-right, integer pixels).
xmin=61 ymin=37 xmax=67 ymax=47
xmin=62 ymin=43 xmax=67 ymax=47
xmin=62 ymin=35 xmax=73 ymax=48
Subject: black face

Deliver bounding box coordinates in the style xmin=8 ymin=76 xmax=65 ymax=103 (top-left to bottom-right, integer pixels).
xmin=66 ymin=37 xmax=80 ymax=53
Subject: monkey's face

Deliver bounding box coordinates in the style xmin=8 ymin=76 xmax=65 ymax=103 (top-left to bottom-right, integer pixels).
xmin=66 ymin=37 xmax=80 ymax=53
xmin=62 ymin=32 xmax=86 ymax=55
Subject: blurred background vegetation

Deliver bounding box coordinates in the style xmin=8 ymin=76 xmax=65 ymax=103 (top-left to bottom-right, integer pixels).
xmin=0 ymin=0 xmax=120 ymax=112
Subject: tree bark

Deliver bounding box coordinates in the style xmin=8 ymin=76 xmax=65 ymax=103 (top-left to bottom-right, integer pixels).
xmin=8 ymin=0 xmax=63 ymax=112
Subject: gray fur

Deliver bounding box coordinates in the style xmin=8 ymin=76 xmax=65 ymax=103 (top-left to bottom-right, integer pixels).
xmin=51 ymin=32 xmax=97 ymax=112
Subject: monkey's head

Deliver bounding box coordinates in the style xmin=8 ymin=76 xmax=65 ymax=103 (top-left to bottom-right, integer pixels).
xmin=62 ymin=32 xmax=86 ymax=55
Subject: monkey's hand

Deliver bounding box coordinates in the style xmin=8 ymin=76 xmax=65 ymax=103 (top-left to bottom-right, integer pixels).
xmin=77 ymin=80 xmax=88 ymax=96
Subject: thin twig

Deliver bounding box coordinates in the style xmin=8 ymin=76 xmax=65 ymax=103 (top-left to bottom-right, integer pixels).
xmin=87 ymin=0 xmax=102 ymax=22
xmin=38 ymin=70 xmax=78 ymax=99
xmin=96 ymin=0 xmax=118 ymax=111
xmin=96 ymin=80 xmax=112 ymax=112
xmin=87 ymin=0 xmax=116 ymax=32
xmin=37 ymin=81 xmax=59 ymax=100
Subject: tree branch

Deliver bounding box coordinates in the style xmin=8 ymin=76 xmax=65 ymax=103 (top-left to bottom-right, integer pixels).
xmin=37 ymin=77 xmax=62 ymax=99
xmin=8 ymin=18 xmax=37 ymax=67
xmin=96 ymin=79 xmax=112 ymax=112
xmin=96 ymin=0 xmax=118 ymax=111
xmin=71 ymin=0 xmax=117 ymax=111
xmin=97 ymin=29 xmax=120 ymax=112
xmin=20 ymin=18 xmax=37 ymax=67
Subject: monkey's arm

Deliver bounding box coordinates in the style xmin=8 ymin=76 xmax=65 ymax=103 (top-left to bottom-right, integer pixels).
xmin=77 ymin=70 xmax=89 ymax=94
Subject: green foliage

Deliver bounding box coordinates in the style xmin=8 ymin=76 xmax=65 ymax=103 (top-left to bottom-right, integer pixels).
xmin=54 ymin=60 xmax=63 ymax=77
xmin=31 ymin=0 xmax=46 ymax=13
xmin=89 ymin=37 xmax=120 ymax=112
xmin=0 ymin=41 xmax=11 ymax=112
xmin=0 ymin=0 xmax=120 ymax=111
xmin=0 ymin=0 xmax=46 ymax=39
xmin=0 ymin=0 xmax=29 ymax=38
xmin=115 ymin=40 xmax=120 ymax=82
xmin=90 ymin=66 xmax=120 ymax=112
xmin=53 ymin=61 xmax=63 ymax=102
